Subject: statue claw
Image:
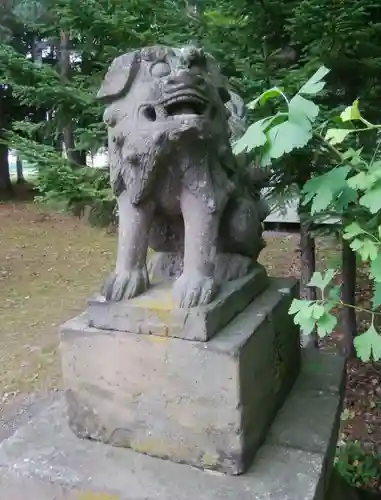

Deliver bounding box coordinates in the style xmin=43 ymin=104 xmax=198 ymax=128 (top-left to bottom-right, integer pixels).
xmin=101 ymin=267 xmax=149 ymax=301
xmin=173 ymin=272 xmax=217 ymax=308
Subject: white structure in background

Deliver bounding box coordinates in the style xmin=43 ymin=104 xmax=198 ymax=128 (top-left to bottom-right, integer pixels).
xmin=264 ymin=194 xmax=300 ymax=224
xmin=87 ymin=148 xmax=108 ymax=169
xmin=87 ymin=149 xmax=303 ymax=224
xmin=9 ymin=146 xmax=302 ymax=224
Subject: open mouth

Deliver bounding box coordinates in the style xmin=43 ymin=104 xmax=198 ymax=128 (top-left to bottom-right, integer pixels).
xmin=141 ymin=94 xmax=210 ymax=122
xmin=164 ymin=96 xmax=207 ymax=117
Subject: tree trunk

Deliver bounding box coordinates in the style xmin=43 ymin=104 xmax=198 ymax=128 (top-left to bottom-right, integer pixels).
xmin=0 ymin=89 xmax=12 ymax=195
xmin=299 ymin=218 xmax=318 ymax=348
xmin=16 ymin=153 xmax=25 ymax=184
xmin=0 ymin=140 xmax=12 ymax=195
xmin=59 ymin=30 xmax=85 ymax=167
xmin=62 ymin=126 xmax=86 ymax=166
xmin=340 ymin=238 xmax=357 ymax=358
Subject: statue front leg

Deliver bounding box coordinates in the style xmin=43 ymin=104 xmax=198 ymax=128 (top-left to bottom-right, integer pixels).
xmin=102 ymin=192 xmax=153 ymax=301
xmin=173 ymin=188 xmax=220 ymax=308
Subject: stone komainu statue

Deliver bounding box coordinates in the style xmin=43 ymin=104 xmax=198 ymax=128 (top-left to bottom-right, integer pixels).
xmin=97 ymin=45 xmax=269 ymax=308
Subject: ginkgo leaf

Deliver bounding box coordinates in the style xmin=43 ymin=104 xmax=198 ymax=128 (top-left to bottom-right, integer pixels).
xmin=298 ymin=66 xmax=330 ymax=95
xmin=370 ymin=254 xmax=381 ymax=282
xmin=308 ymin=269 xmax=335 ymax=291
xmin=302 ymin=166 xmax=350 ymax=214
xmin=233 ymin=118 xmax=268 ymax=154
xmin=289 ymin=298 xmax=310 ymax=315
xmin=343 ymin=222 xmax=365 ymax=240
xmin=316 ymin=312 xmax=337 ymax=338
xmin=289 ymin=299 xmax=316 ymax=334
xmin=359 ymin=182 xmax=381 ymax=214
xmin=328 ymin=286 xmax=341 ymax=301
xmin=288 ymin=94 xmax=319 ymax=129
xmin=295 ymin=314 xmax=316 ymax=335
xmin=325 ymin=128 xmax=352 ymax=145
xmin=311 ymin=303 xmax=326 ymax=319
xmin=354 ymin=324 xmax=381 ymax=362
xmin=340 ymin=99 xmax=362 ymax=122
xmin=268 ymin=120 xmax=312 ymax=159
xmin=247 ymin=87 xmax=284 ymax=110
xmin=332 ymin=187 xmax=358 ymax=211
xmin=347 ymin=171 xmax=376 ymax=191
xmin=350 ymin=238 xmax=378 ymax=261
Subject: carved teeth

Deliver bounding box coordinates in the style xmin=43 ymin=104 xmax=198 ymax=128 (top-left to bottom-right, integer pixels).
xmin=163 ymin=95 xmax=207 ymax=117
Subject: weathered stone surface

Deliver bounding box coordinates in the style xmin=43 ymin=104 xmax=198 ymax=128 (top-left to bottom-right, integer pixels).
xmin=0 ymin=400 xmax=326 ymax=500
xmin=0 ymin=473 xmax=78 ymax=500
xmin=267 ymin=385 xmax=343 ymax=454
xmin=0 ymin=391 xmax=60 ymax=444
xmin=60 ymin=278 xmax=300 ymax=475
xmin=299 ymin=349 xmax=346 ymax=394
xmin=0 ymin=344 xmax=346 ymax=500
xmin=97 ymin=45 xmax=269 ymax=309
xmin=86 ymin=264 xmax=268 ymax=341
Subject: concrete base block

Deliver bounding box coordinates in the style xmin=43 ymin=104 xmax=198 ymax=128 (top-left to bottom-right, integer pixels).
xmin=86 ymin=264 xmax=268 ymax=341
xmin=60 ymin=278 xmax=300 ymax=475
xmin=0 ymin=351 xmax=345 ymax=500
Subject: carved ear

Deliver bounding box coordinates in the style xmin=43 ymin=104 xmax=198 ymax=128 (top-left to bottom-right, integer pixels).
xmin=205 ymin=54 xmax=230 ymax=103
xmin=97 ymin=50 xmax=140 ymax=103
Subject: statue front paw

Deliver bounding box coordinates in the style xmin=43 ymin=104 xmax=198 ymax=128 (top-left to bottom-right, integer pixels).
xmin=173 ymin=272 xmax=218 ymax=308
xmin=101 ymin=267 xmax=149 ymax=301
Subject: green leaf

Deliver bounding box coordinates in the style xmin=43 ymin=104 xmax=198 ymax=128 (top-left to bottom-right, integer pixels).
xmin=343 ymin=222 xmax=365 ymax=240
xmin=302 ymin=166 xmax=350 ymax=214
xmin=289 ymin=298 xmax=312 ymax=315
xmin=328 ymin=285 xmax=341 ymax=301
xmin=325 ymin=128 xmax=352 ymax=145
xmin=233 ymin=118 xmax=268 ymax=154
xmin=350 ymin=238 xmax=378 ymax=261
xmin=259 ymin=149 xmax=272 ymax=167
xmin=308 ymin=269 xmax=335 ymax=291
xmin=347 ymin=172 xmax=376 ymax=191
xmin=372 ymin=282 xmax=381 ymax=309
xmin=311 ymin=303 xmax=326 ymax=319
xmin=316 ymin=312 xmax=337 ymax=338
xmin=298 ymin=66 xmax=330 ymax=96
xmin=288 ymin=94 xmax=319 ymax=129
xmin=378 ymin=226 xmax=381 ymax=240
xmin=340 ymin=100 xmax=361 ymax=122
xmin=333 ymin=187 xmax=358 ymax=211
xmin=369 ymin=159 xmax=381 ymax=173
xmin=354 ymin=324 xmax=381 ymax=362
xmin=298 ymin=315 xmax=317 ymax=335
xmin=324 ymin=300 xmax=337 ymax=312
xmin=370 ymin=254 xmax=381 ymax=282
xmin=289 ymin=299 xmax=316 ymax=335
xmin=267 ymin=120 xmax=312 ymax=159
xmin=359 ymin=182 xmax=381 ymax=214
xmin=247 ymin=87 xmax=284 ymax=110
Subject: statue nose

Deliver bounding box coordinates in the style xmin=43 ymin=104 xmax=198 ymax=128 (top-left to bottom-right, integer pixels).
xmin=165 ymin=70 xmax=205 ymax=89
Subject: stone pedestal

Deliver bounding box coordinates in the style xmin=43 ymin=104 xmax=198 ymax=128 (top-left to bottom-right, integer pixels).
xmin=86 ymin=264 xmax=268 ymax=341
xmin=60 ymin=277 xmax=300 ymax=475
xmin=0 ymin=349 xmax=345 ymax=500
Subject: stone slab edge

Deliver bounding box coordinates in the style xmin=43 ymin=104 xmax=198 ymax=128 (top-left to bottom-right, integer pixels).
xmin=85 ymin=264 xmax=268 ymax=341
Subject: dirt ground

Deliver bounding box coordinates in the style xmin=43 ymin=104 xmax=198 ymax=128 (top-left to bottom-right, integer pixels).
xmin=1 ymin=201 xmax=381 ymax=490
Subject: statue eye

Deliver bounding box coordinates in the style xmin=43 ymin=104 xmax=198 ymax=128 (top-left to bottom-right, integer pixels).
xmin=151 ymin=61 xmax=171 ymax=77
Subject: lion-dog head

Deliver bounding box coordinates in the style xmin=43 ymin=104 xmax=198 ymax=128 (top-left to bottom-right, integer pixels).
xmin=97 ymin=45 xmax=236 ymax=209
